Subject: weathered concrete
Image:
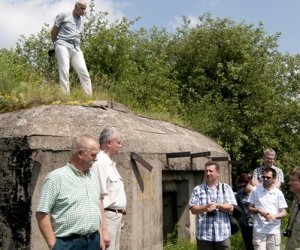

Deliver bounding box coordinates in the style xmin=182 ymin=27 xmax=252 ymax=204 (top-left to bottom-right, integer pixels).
xmin=0 ymin=103 xmax=230 ymax=249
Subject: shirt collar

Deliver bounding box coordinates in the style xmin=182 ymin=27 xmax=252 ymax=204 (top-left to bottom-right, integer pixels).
xmin=98 ymin=150 xmax=115 ymax=166
xmin=205 ymin=182 xmax=219 ymax=190
xmin=67 ymin=162 xmax=91 ymax=177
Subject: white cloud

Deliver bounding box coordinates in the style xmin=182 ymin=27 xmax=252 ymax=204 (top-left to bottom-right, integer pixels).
xmin=0 ymin=0 xmax=124 ymax=49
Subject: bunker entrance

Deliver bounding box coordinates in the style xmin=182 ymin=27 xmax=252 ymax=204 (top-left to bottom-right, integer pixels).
xmin=162 ymin=170 xmax=204 ymax=241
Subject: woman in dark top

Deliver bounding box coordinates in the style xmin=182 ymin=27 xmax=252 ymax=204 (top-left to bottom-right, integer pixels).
xmin=235 ymin=173 xmax=255 ymax=250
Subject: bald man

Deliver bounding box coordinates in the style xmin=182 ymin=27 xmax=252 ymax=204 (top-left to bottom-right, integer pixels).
xmin=36 ymin=135 xmax=104 ymax=250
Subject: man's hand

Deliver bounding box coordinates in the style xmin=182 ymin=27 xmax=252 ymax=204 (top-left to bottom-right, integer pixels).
xmin=207 ymin=202 xmax=218 ymax=211
xmin=102 ymin=228 xmax=111 ymax=248
xmin=100 ymin=235 xmax=105 ymax=250
xmin=49 ymin=240 xmax=56 ymax=250
xmin=36 ymin=212 xmax=56 ymax=249
xmin=266 ymin=213 xmax=277 ymax=221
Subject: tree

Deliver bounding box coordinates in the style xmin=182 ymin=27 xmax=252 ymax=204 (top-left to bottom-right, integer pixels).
xmin=170 ymin=13 xmax=300 ymax=174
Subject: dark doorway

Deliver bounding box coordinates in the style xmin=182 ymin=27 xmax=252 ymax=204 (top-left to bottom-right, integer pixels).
xmin=163 ymin=191 xmax=177 ymax=240
xmin=162 ymin=171 xmax=204 ymax=242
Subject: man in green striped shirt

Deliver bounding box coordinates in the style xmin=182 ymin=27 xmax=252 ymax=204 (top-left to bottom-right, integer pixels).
xmin=36 ymin=134 xmax=105 ymax=249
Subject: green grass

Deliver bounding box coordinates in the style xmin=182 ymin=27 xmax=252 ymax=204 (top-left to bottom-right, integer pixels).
xmin=0 ymin=75 xmax=187 ymax=130
xmin=163 ymin=229 xmax=287 ymax=250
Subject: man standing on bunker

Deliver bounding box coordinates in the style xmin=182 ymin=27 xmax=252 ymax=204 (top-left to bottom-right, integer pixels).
xmin=51 ymin=0 xmax=93 ymax=95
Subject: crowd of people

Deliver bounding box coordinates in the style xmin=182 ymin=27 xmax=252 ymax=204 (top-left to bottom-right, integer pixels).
xmin=35 ymin=130 xmax=299 ymax=250
xmin=34 ymin=128 xmax=299 ymax=250
xmin=189 ymin=148 xmax=300 ymax=250
xmin=34 ymin=1 xmax=300 ymax=249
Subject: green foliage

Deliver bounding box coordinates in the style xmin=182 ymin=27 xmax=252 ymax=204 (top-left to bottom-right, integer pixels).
xmin=15 ymin=24 xmax=57 ymax=81
xmin=163 ymin=231 xmax=253 ymax=250
xmin=170 ymin=13 xmax=300 ymax=176
xmin=82 ymin=7 xmax=181 ymax=115
xmin=231 ymin=231 xmax=247 ymax=250
xmin=164 ymin=230 xmax=197 ymax=250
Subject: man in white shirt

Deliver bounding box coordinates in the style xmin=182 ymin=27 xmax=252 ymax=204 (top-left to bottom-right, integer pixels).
xmin=91 ymin=127 xmax=126 ymax=250
xmin=248 ymin=167 xmax=287 ymax=250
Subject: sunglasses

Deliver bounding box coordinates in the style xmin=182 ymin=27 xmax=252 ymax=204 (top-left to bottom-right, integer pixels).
xmin=262 ymin=176 xmax=273 ymax=180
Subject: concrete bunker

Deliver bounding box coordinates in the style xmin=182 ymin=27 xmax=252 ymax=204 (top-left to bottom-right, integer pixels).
xmin=0 ymin=103 xmax=231 ymax=249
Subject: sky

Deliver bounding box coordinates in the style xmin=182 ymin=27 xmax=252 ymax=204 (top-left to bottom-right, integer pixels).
xmin=1 ymin=0 xmax=300 ymax=55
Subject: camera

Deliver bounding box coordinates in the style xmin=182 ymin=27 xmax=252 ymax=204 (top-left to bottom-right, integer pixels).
xmin=283 ymin=229 xmax=291 ymax=237
xmin=206 ymin=210 xmax=217 ymax=216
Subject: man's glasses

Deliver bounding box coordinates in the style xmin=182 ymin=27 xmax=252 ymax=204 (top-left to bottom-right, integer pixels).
xmin=262 ymin=176 xmax=273 ymax=180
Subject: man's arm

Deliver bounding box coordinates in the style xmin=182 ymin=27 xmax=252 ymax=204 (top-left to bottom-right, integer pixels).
xmin=190 ymin=202 xmax=234 ymax=214
xmin=269 ymin=208 xmax=287 ymax=221
xmin=100 ymin=199 xmax=110 ymax=248
xmin=248 ymin=203 xmax=269 ymax=217
xmin=216 ymin=203 xmax=234 ymax=212
xmin=36 ymin=212 xmax=56 ymax=249
xmin=190 ymin=204 xmax=210 ymax=214
xmin=51 ymin=25 xmax=59 ymax=44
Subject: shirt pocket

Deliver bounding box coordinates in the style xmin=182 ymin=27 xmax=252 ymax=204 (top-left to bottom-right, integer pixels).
xmin=107 ymin=175 xmax=121 ymax=191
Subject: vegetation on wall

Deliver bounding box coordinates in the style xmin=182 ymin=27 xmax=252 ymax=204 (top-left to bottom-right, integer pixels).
xmin=1 ymin=1 xmax=299 ymax=190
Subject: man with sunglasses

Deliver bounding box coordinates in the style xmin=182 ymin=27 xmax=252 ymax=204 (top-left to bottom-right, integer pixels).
xmin=248 ymin=167 xmax=287 ymax=250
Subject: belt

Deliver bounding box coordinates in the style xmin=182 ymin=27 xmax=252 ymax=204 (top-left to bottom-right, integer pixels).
xmin=105 ymin=208 xmax=127 ymax=215
xmin=58 ymin=231 xmax=98 ymax=240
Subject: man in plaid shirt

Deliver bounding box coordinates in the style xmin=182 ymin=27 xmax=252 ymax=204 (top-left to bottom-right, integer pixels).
xmin=252 ymin=148 xmax=284 ymax=189
xmin=189 ymin=161 xmax=237 ymax=250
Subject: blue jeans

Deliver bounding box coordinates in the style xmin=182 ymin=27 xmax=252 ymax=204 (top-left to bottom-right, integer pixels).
xmin=53 ymin=231 xmax=100 ymax=250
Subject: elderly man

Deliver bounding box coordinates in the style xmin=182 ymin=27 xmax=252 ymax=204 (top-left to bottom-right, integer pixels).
xmin=189 ymin=161 xmax=237 ymax=250
xmin=248 ymin=167 xmax=287 ymax=250
xmin=285 ymin=166 xmax=300 ymax=250
xmin=51 ymin=0 xmax=92 ymax=95
xmin=252 ymin=148 xmax=284 ymax=188
xmin=91 ymin=127 xmax=126 ymax=250
xmin=36 ymin=135 xmax=104 ymax=250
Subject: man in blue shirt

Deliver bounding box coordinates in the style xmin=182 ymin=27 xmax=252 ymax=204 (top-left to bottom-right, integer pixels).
xmin=189 ymin=161 xmax=237 ymax=250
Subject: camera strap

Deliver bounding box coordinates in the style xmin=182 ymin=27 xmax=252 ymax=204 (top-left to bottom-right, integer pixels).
xmin=205 ymin=183 xmax=220 ymax=204
xmin=286 ymin=200 xmax=300 ymax=230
